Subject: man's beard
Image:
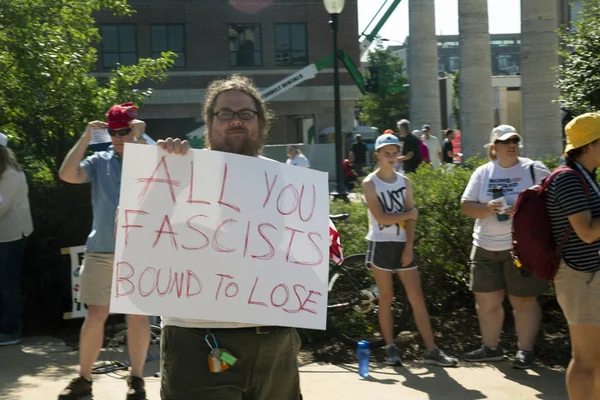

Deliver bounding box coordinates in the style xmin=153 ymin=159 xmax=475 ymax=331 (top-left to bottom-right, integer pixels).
xmin=210 ymin=133 xmax=263 ymax=157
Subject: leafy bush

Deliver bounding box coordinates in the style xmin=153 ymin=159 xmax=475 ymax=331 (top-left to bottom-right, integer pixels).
xmin=410 ymin=163 xmax=478 ymax=312
xmin=329 ymin=156 xmax=558 ymax=315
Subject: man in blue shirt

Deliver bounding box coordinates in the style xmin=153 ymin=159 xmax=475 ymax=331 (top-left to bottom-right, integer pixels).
xmin=57 ymin=103 xmax=150 ymax=400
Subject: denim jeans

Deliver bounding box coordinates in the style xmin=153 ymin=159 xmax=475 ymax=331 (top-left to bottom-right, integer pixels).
xmin=0 ymin=237 xmax=27 ymax=335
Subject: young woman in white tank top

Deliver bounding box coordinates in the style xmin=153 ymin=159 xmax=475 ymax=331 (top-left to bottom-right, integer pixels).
xmin=362 ymin=133 xmax=458 ymax=367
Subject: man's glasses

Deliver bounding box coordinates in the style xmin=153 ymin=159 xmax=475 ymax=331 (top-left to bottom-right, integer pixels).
xmin=213 ymin=109 xmax=258 ymax=121
xmin=496 ymin=138 xmax=520 ymax=145
xmin=108 ymin=128 xmax=132 ymax=137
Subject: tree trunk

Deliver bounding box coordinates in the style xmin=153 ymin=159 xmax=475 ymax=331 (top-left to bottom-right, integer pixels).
xmin=521 ymin=0 xmax=562 ymax=158
xmin=458 ymin=0 xmax=494 ymax=158
xmin=409 ymin=0 xmax=441 ymax=135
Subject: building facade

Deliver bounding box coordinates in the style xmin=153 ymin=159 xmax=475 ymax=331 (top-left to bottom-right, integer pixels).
xmin=390 ymin=33 xmax=522 ymax=78
xmin=560 ymin=0 xmax=583 ymax=25
xmin=93 ymin=0 xmax=361 ymax=145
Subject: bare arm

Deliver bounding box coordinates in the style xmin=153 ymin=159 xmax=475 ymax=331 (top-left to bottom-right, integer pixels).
xmin=461 ymin=199 xmax=503 ymax=219
xmin=447 ymin=149 xmax=459 ymax=158
xmin=362 ymin=177 xmax=418 ymax=225
xmin=438 ymin=150 xmax=443 ymax=163
xmin=58 ymin=121 xmax=103 ymax=184
xmin=403 ymin=177 xmax=415 ymax=248
xmin=568 ymin=211 xmax=600 ymax=244
xmin=349 ymin=150 xmax=355 ymax=163
xmin=397 ymin=151 xmax=414 ymax=163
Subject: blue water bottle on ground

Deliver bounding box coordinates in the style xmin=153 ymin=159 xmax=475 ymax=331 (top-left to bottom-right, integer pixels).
xmin=357 ymin=340 xmax=370 ymax=378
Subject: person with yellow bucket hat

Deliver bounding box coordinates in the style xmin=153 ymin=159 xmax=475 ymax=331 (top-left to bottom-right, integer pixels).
xmin=547 ymin=113 xmax=600 ymax=399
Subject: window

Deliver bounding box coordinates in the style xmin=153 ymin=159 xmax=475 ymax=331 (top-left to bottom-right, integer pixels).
xmin=274 ymin=23 xmax=308 ymax=66
xmin=570 ymin=0 xmax=584 ymax=26
xmin=101 ymin=24 xmax=137 ymax=68
xmin=438 ymin=41 xmax=459 ymax=48
xmin=151 ymin=24 xmax=186 ymax=67
xmin=449 ymin=56 xmax=459 ymax=72
xmin=229 ymin=24 xmax=262 ymax=67
xmin=437 ymin=57 xmax=445 ymax=73
xmin=497 ymin=54 xmax=511 ymax=70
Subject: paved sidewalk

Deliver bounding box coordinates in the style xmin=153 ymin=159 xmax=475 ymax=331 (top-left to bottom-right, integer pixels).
xmin=0 ymin=336 xmax=568 ymax=399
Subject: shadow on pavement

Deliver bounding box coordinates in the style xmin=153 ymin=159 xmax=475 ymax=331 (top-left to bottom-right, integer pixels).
xmin=497 ymin=362 xmax=567 ymax=400
xmin=0 ymin=337 xmax=79 ymax=399
xmin=334 ymin=363 xmax=400 ymax=384
xmin=0 ymin=336 xmax=160 ymax=400
xmin=392 ymin=364 xmax=486 ymax=400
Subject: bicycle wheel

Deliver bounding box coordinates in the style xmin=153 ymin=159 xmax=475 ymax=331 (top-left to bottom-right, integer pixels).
xmin=327 ymin=254 xmax=411 ymax=348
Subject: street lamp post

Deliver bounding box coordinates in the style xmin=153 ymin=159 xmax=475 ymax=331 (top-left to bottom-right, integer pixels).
xmin=323 ymin=0 xmax=347 ymax=201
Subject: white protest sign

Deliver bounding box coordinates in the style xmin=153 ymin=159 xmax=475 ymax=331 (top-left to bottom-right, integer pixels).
xmin=110 ymin=145 xmax=330 ymax=329
xmin=62 ymin=246 xmax=87 ymax=319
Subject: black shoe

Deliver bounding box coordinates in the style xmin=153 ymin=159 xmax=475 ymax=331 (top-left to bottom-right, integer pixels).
xmin=463 ymin=345 xmax=506 ymax=362
xmin=0 ymin=332 xmax=20 ymax=346
xmin=126 ymin=376 xmax=147 ymax=400
xmin=513 ymin=350 xmax=536 ymax=369
xmin=57 ymin=376 xmax=92 ymax=399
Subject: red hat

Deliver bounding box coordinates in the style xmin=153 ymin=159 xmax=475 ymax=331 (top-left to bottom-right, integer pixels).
xmin=383 ymin=129 xmax=395 ymax=135
xmin=106 ymin=102 xmax=138 ymax=130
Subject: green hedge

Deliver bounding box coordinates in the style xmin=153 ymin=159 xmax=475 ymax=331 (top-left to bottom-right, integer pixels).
xmin=21 ymin=156 xmax=561 ymax=335
xmin=329 ymin=156 xmax=562 ymax=314
xmin=330 ymin=161 xmax=480 ymax=314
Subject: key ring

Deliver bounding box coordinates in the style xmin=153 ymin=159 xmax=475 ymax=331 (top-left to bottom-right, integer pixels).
xmin=205 ymin=333 xmax=219 ymax=351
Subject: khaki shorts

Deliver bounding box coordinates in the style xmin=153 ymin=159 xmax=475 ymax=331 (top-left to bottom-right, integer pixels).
xmin=78 ymin=252 xmax=114 ymax=306
xmin=469 ymin=246 xmax=548 ymax=297
xmin=554 ymin=261 xmax=600 ymax=326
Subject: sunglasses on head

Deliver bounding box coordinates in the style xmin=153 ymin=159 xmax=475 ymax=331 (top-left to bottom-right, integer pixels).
xmin=496 ymin=138 xmax=520 ymax=145
xmin=108 ymin=127 xmax=132 ymax=137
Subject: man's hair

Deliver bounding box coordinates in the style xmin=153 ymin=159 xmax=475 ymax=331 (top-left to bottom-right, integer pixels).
xmin=288 ymin=144 xmax=303 ymax=155
xmin=445 ymin=129 xmax=455 ymax=138
xmin=202 ymin=75 xmax=273 ymax=150
xmin=397 ymin=119 xmax=410 ymax=132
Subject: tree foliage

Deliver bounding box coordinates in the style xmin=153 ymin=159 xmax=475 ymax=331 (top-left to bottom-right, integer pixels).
xmin=0 ymin=0 xmax=174 ymax=177
xmin=356 ymin=44 xmax=409 ymax=131
xmin=556 ymin=0 xmax=600 ymax=114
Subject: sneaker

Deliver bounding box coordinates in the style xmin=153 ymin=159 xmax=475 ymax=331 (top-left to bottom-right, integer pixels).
xmin=424 ymin=347 xmax=459 ymax=367
xmin=0 ymin=333 xmax=20 ymax=346
xmin=126 ymin=376 xmax=147 ymax=400
xmin=384 ymin=345 xmax=403 ymax=366
xmin=57 ymin=376 xmax=92 ymax=400
xmin=513 ymin=350 xmax=536 ymax=369
xmin=464 ymin=345 xmax=506 ymax=362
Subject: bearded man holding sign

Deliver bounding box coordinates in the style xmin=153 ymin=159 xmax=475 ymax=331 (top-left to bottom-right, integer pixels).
xmin=148 ymin=76 xmax=322 ymax=399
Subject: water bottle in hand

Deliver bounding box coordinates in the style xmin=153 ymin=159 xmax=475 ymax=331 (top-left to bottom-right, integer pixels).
xmin=356 ymin=340 xmax=370 ymax=378
xmin=491 ymin=186 xmax=509 ymax=222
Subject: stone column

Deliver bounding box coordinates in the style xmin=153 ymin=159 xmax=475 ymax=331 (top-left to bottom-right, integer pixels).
xmin=458 ymin=0 xmax=494 ymax=158
xmin=409 ymin=0 xmax=442 ymax=135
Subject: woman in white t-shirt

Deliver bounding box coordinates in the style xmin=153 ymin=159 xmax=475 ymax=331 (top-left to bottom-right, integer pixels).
xmin=460 ymin=125 xmax=550 ymax=369
xmin=286 ymin=145 xmax=310 ymax=168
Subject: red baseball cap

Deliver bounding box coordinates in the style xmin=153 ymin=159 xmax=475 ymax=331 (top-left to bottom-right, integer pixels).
xmin=383 ymin=129 xmax=395 ymax=135
xmin=106 ymin=102 xmax=138 ymax=130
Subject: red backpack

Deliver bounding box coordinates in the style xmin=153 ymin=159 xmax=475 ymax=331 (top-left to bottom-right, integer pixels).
xmin=511 ymin=166 xmax=589 ymax=281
